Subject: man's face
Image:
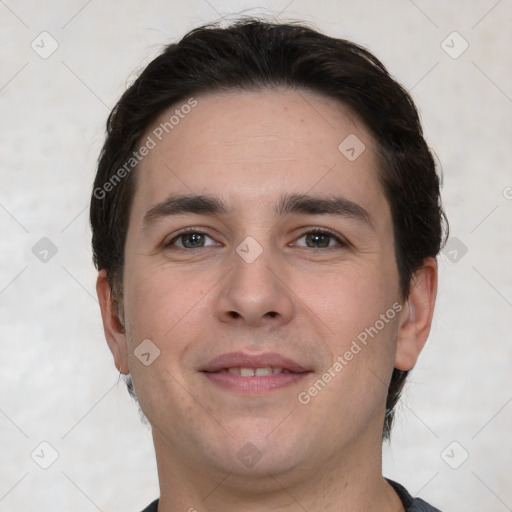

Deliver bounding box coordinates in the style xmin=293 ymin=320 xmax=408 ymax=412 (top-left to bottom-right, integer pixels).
xmin=117 ymin=90 xmax=403 ymax=478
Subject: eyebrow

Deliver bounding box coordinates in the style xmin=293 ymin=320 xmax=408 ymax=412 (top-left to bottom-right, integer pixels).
xmin=276 ymin=193 xmax=373 ymax=227
xmin=142 ymin=195 xmax=228 ymax=227
xmin=141 ymin=193 xmax=373 ymax=229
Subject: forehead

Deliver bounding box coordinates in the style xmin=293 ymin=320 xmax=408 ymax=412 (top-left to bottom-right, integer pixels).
xmin=131 ymin=88 xmax=388 ymax=223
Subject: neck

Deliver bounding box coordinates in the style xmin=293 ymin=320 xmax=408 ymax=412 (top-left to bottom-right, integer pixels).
xmin=152 ymin=429 xmax=404 ymax=512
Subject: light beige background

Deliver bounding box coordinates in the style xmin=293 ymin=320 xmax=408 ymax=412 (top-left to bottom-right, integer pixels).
xmin=1 ymin=1 xmax=511 ymax=510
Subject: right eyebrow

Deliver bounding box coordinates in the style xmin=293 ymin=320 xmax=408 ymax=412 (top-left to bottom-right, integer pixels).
xmin=141 ymin=194 xmax=229 ymax=229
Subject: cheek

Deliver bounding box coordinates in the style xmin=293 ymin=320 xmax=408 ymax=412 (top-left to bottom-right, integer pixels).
xmin=295 ymin=257 xmax=401 ymax=409
xmin=304 ymin=265 xmax=400 ymax=417
xmin=122 ymin=262 xmax=209 ymax=341
xmin=121 ymin=265 xmax=210 ymax=422
xmin=299 ymin=261 xmax=397 ymax=340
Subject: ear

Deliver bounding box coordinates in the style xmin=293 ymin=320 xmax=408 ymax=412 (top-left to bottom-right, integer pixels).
xmin=96 ymin=270 xmax=130 ymax=374
xmin=395 ymin=257 xmax=438 ymax=371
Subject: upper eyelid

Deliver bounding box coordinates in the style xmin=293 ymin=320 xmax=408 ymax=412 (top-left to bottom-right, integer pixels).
xmin=292 ymin=228 xmax=349 ymax=247
xmin=165 ymin=228 xmax=218 ymax=247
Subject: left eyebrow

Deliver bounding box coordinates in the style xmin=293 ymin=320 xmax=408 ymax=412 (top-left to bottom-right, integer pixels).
xmin=275 ymin=193 xmax=374 ymax=229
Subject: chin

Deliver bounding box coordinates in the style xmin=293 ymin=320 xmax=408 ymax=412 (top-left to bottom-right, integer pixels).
xmin=204 ymin=419 xmax=310 ymax=477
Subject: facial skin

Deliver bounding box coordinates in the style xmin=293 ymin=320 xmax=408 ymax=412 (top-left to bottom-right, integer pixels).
xmin=97 ymin=89 xmax=437 ymax=512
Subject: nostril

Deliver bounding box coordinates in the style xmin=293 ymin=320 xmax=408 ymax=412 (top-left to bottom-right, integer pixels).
xmin=265 ymin=311 xmax=278 ymax=318
xmin=228 ymin=311 xmax=241 ymax=318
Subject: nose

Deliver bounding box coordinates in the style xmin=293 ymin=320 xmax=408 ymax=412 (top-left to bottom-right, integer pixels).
xmin=214 ymin=241 xmax=295 ymax=328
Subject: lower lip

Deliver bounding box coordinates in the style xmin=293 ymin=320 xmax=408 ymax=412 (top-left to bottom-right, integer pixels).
xmin=202 ymin=371 xmax=309 ymax=394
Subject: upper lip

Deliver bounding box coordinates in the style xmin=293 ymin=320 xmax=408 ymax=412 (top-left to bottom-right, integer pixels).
xmin=201 ymin=352 xmax=309 ymax=373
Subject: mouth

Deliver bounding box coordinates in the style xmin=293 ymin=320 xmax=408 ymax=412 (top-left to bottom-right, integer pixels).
xmin=214 ymin=366 xmax=296 ymax=376
xmin=200 ymin=352 xmax=312 ymax=394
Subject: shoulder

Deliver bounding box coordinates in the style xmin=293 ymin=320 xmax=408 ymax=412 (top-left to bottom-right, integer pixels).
xmin=387 ymin=479 xmax=443 ymax=511
xmin=139 ymin=498 xmax=159 ymax=512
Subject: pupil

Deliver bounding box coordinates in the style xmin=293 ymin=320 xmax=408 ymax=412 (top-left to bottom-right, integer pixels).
xmin=184 ymin=233 xmax=204 ymax=248
xmin=307 ymin=233 xmax=329 ymax=248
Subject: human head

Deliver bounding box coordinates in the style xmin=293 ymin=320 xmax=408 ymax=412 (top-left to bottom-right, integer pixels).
xmin=90 ymin=18 xmax=446 ymax=439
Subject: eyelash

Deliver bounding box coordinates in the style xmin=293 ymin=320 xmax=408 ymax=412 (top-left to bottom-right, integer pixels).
xmin=164 ymin=227 xmax=349 ymax=250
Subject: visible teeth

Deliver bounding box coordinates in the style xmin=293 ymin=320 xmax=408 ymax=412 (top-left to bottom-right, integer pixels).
xmin=224 ymin=367 xmax=285 ymax=377
xmin=255 ymin=367 xmax=273 ymax=376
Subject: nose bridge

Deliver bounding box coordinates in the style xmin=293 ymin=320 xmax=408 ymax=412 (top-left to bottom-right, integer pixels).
xmin=215 ymin=234 xmax=295 ymax=325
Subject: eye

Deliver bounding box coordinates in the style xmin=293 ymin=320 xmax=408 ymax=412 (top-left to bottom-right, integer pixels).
xmin=294 ymin=229 xmax=346 ymax=249
xmin=166 ymin=230 xmax=218 ymax=249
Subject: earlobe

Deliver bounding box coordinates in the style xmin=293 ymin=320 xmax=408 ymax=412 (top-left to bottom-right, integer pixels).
xmin=394 ymin=258 xmax=438 ymax=371
xmin=96 ymin=270 xmax=130 ymax=374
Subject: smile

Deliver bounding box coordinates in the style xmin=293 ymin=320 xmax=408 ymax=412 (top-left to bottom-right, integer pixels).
xmin=218 ymin=367 xmax=293 ymax=376
xmin=200 ymin=352 xmax=312 ymax=394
